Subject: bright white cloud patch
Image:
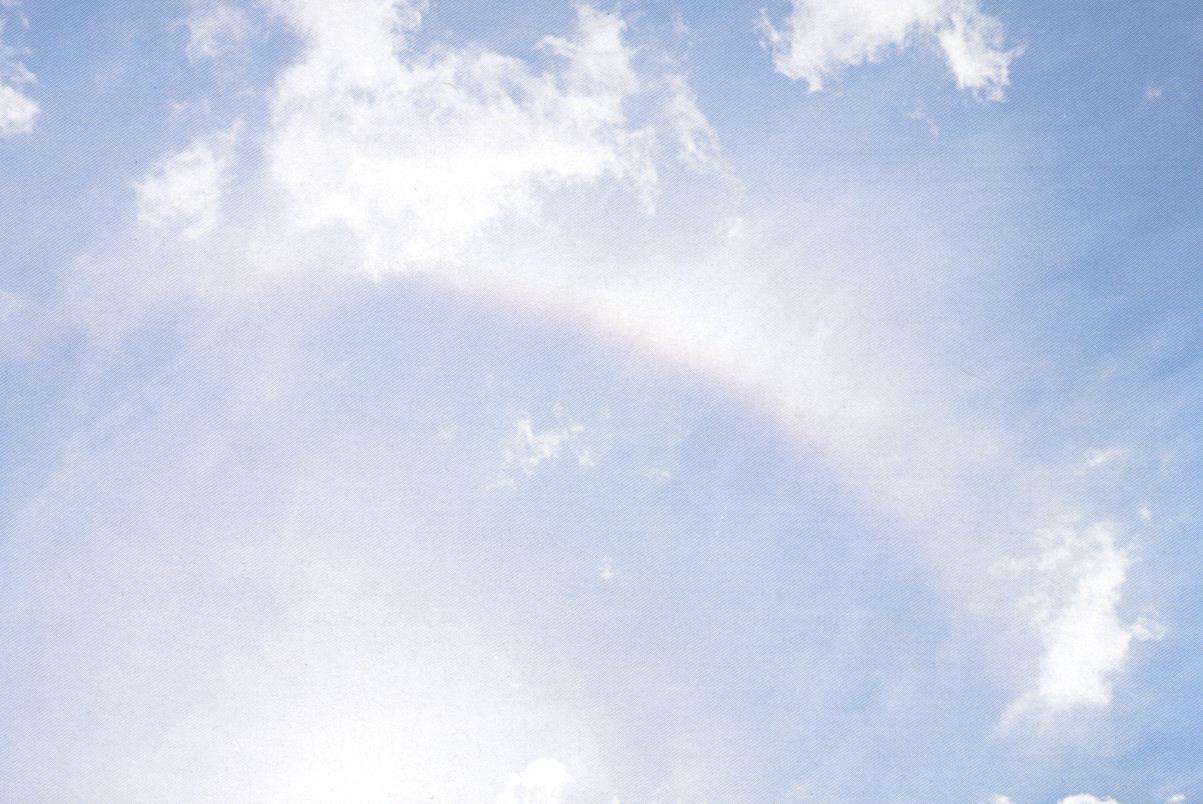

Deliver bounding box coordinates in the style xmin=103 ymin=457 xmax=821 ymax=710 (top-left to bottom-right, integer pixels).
xmin=265 ymin=0 xmax=720 ymax=271
xmin=761 ymin=0 xmax=1020 ymax=100
xmin=1059 ymin=796 xmax=1121 ymax=804
xmin=496 ymin=758 xmax=573 ymax=804
xmin=0 ymin=14 xmax=38 ymax=135
xmin=186 ymin=0 xmax=254 ymax=62
xmin=1004 ymin=517 xmax=1162 ymax=723
xmin=134 ymin=124 xmax=239 ymax=238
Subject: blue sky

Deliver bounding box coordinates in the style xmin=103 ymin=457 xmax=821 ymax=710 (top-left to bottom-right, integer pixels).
xmin=0 ymin=0 xmax=1201 ymax=801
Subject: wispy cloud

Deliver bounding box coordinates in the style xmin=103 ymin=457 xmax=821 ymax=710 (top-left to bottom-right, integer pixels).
xmin=504 ymin=410 xmax=586 ymax=476
xmin=185 ymin=0 xmax=254 ymax=63
xmin=134 ymin=123 xmax=240 ymax=239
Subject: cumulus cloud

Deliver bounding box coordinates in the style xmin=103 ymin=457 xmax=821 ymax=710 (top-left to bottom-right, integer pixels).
xmin=185 ymin=0 xmax=254 ymax=63
xmin=134 ymin=123 xmax=239 ymax=238
xmin=264 ymin=0 xmax=722 ymax=271
xmin=1003 ymin=517 xmax=1162 ymax=724
xmin=496 ymin=758 xmax=573 ymax=804
xmin=0 ymin=13 xmax=38 ymax=135
xmin=1059 ymin=796 xmax=1121 ymax=804
xmin=761 ymin=0 xmax=1021 ymax=100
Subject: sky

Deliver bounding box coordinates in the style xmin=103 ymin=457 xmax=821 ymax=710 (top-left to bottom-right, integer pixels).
xmin=0 ymin=0 xmax=1201 ymax=801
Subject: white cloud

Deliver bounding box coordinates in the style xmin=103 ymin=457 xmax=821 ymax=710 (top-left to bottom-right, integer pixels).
xmin=0 ymin=82 xmax=35 ymax=133
xmin=664 ymin=74 xmax=724 ymax=174
xmin=1059 ymin=796 xmax=1121 ymax=804
xmin=935 ymin=5 xmax=1018 ymax=100
xmin=186 ymin=1 xmax=254 ymax=63
xmin=0 ymin=14 xmax=38 ymax=135
xmin=496 ymin=757 xmax=573 ymax=804
xmin=761 ymin=0 xmax=1020 ymax=100
xmin=264 ymin=0 xmax=722 ymax=271
xmin=134 ymin=124 xmax=239 ymax=239
xmin=505 ymin=413 xmax=585 ymax=476
xmin=1003 ymin=517 xmax=1161 ymax=724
